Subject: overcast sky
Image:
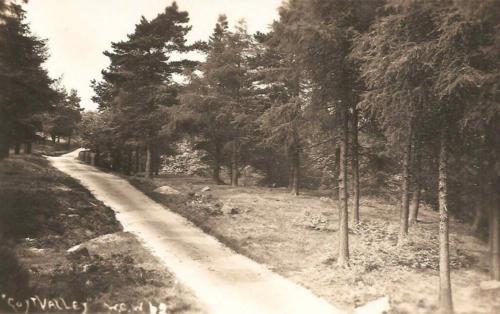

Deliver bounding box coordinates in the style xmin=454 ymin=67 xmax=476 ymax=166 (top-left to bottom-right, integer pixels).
xmin=24 ymin=0 xmax=283 ymax=111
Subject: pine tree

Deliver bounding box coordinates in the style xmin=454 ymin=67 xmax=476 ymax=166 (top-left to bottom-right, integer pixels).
xmin=94 ymin=2 xmax=194 ymax=178
xmin=43 ymin=87 xmax=82 ymax=146
xmin=0 ymin=3 xmax=55 ymax=158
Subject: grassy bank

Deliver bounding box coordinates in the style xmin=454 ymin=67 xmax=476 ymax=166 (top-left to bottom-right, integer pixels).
xmin=129 ymin=174 xmax=500 ymax=314
xmin=0 ymin=153 xmax=204 ymax=313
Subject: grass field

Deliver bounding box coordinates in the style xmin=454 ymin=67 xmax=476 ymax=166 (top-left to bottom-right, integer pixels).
xmin=130 ymin=174 xmax=500 ymax=314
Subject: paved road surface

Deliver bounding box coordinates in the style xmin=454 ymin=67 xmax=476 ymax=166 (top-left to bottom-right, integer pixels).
xmin=49 ymin=149 xmax=343 ymax=314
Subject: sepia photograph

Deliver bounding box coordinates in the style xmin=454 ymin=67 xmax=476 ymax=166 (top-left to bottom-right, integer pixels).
xmin=0 ymin=0 xmax=499 ymax=313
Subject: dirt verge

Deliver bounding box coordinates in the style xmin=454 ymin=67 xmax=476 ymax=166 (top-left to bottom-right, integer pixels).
xmin=0 ymin=155 xmax=204 ymax=313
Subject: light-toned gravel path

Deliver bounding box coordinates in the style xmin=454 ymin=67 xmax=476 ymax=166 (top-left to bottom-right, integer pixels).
xmin=49 ymin=150 xmax=343 ymax=314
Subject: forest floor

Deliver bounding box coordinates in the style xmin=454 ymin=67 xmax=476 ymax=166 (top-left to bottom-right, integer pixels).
xmin=0 ymin=149 xmax=204 ymax=313
xmin=51 ymin=150 xmax=341 ymax=314
xmin=129 ymin=174 xmax=500 ymax=314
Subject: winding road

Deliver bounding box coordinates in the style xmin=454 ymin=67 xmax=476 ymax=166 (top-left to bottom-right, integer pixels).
xmin=49 ymin=149 xmax=342 ymax=314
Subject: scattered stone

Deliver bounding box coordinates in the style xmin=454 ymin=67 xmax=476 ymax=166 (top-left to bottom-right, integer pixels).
xmin=480 ymin=280 xmax=500 ymax=291
xmin=84 ymin=229 xmax=94 ymax=236
xmin=201 ymin=186 xmax=211 ymax=192
xmin=68 ymin=214 xmax=80 ymax=218
xmin=82 ymin=264 xmax=98 ymax=273
xmin=222 ymin=204 xmax=241 ymax=215
xmin=66 ymin=244 xmax=90 ymax=258
xmin=354 ymin=296 xmax=391 ymax=314
xmin=320 ymin=197 xmax=332 ymax=203
xmin=294 ymin=210 xmax=330 ymax=231
xmin=28 ymin=248 xmax=45 ymax=254
xmin=154 ymin=185 xmax=181 ymax=195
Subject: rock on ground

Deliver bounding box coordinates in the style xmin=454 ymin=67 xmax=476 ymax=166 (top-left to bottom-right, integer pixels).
xmin=154 ymin=185 xmax=181 ymax=195
xmin=354 ymin=296 xmax=390 ymax=314
xmin=480 ymin=280 xmax=500 ymax=291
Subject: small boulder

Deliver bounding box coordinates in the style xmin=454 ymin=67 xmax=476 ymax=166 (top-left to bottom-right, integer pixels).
xmin=66 ymin=244 xmax=89 ymax=258
xmin=222 ymin=204 xmax=241 ymax=215
xmin=320 ymin=197 xmax=332 ymax=203
xmin=201 ymin=186 xmax=211 ymax=192
xmin=154 ymin=185 xmax=181 ymax=195
xmin=480 ymin=280 xmax=500 ymax=291
xmin=354 ymin=296 xmax=390 ymax=314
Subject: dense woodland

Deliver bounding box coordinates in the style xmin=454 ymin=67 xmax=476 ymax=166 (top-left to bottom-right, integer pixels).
xmin=0 ymin=1 xmax=499 ymax=313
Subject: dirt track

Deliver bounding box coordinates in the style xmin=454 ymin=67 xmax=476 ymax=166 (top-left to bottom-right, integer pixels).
xmin=49 ymin=149 xmax=342 ymax=314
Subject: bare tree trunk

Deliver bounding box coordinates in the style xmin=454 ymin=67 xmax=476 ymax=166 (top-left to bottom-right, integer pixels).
xmin=319 ymin=163 xmax=330 ymax=190
xmin=338 ymin=108 xmax=349 ymax=267
xmin=67 ymin=136 xmax=71 ymax=148
xmin=334 ymin=144 xmax=340 ymax=200
xmin=95 ymin=146 xmax=100 ymax=167
xmin=25 ymin=142 xmax=32 ymax=154
xmin=264 ymin=155 xmax=274 ymax=187
xmin=491 ymin=195 xmax=500 ymax=280
xmin=51 ymin=135 xmax=56 ymax=143
xmin=231 ymin=141 xmax=239 ymax=187
xmin=57 ymin=137 xmax=60 ymax=143
xmin=124 ymin=149 xmax=132 ymax=175
xmin=351 ymin=109 xmax=360 ymax=225
xmin=134 ymin=148 xmax=140 ymax=173
xmin=152 ymin=146 xmax=160 ymax=176
xmin=438 ymin=129 xmax=453 ymax=314
xmin=212 ymin=142 xmax=223 ymax=184
xmin=398 ymin=127 xmax=413 ymax=244
xmin=409 ymin=146 xmax=421 ymax=225
xmin=145 ymin=144 xmax=153 ymax=179
xmin=14 ymin=143 xmax=20 ymax=154
xmin=291 ymin=149 xmax=299 ymax=196
xmin=288 ymin=156 xmax=294 ymax=190
xmin=471 ymin=202 xmax=482 ymax=233
xmin=0 ymin=135 xmax=10 ymax=160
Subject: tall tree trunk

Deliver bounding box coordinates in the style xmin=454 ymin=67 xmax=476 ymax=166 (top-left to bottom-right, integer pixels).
xmin=231 ymin=140 xmax=239 ymax=187
xmin=351 ymin=109 xmax=360 ymax=225
xmin=491 ymin=194 xmax=500 ymax=280
xmin=67 ymin=136 xmax=71 ymax=148
xmin=94 ymin=146 xmax=100 ymax=166
xmin=337 ymin=108 xmax=349 ymax=267
xmin=290 ymin=149 xmax=299 ymax=196
xmin=288 ymin=156 xmax=294 ymax=190
xmin=488 ymin=123 xmax=500 ymax=280
xmin=438 ymin=129 xmax=453 ymax=314
xmin=334 ymin=144 xmax=340 ymax=200
xmin=212 ymin=142 xmax=223 ymax=184
xmin=51 ymin=135 xmax=56 ymax=143
xmin=57 ymin=137 xmax=60 ymax=143
xmin=135 ymin=147 xmax=140 ymax=173
xmin=398 ymin=126 xmax=413 ymax=244
xmin=14 ymin=143 xmax=21 ymax=154
xmin=112 ymin=150 xmax=121 ymax=171
xmin=319 ymin=163 xmax=330 ymax=190
xmin=409 ymin=146 xmax=421 ymax=225
xmin=145 ymin=144 xmax=153 ymax=179
xmin=124 ymin=149 xmax=132 ymax=175
xmin=470 ymin=204 xmax=482 ymax=233
xmin=25 ymin=142 xmax=32 ymax=154
xmin=0 ymin=135 xmax=10 ymax=160
xmin=265 ymin=155 xmax=274 ymax=187
xmin=152 ymin=146 xmax=160 ymax=176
